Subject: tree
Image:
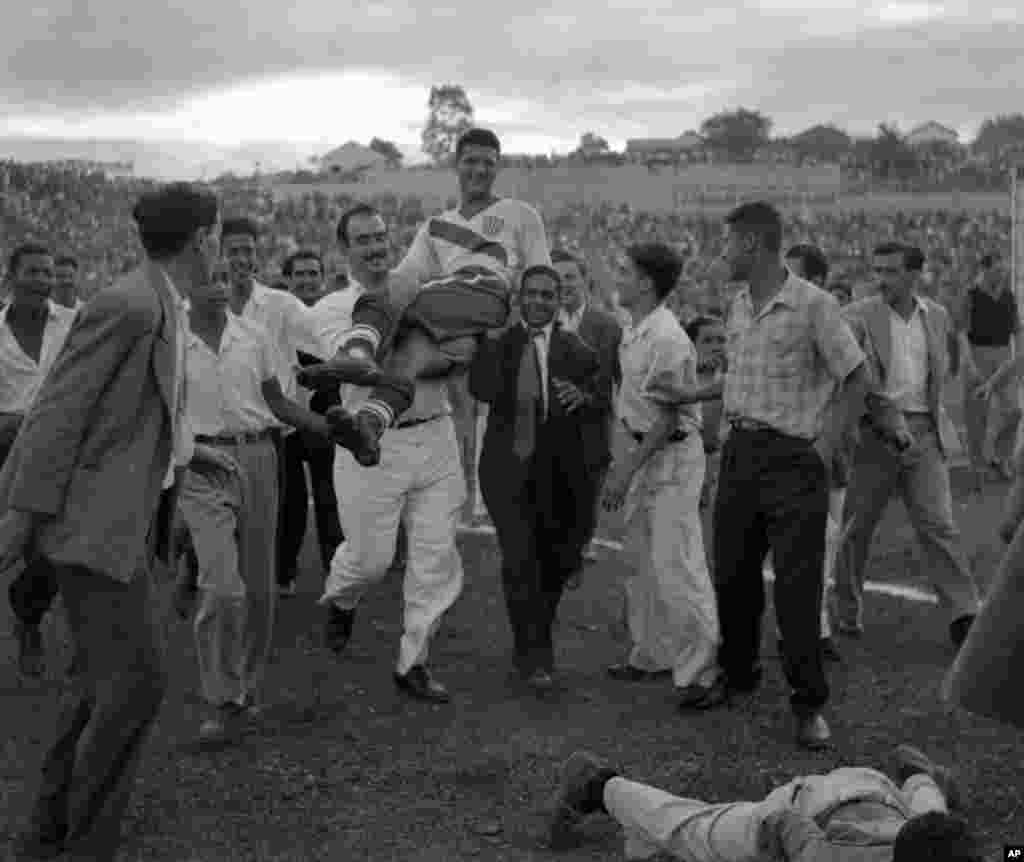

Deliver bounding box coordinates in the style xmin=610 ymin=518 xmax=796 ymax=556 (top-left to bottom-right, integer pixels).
xmin=421 ymin=85 xmax=475 ymax=165
xmin=699 ymin=108 xmax=772 ymax=162
xmin=868 ymin=124 xmax=919 ymax=180
xmin=788 ymin=124 xmax=852 ymax=164
xmin=369 ymin=137 xmax=404 ymax=167
xmin=972 ymin=114 xmax=1024 ymax=159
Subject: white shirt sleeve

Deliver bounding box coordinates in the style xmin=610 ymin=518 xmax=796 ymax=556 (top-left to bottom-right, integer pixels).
xmin=518 ymin=205 xmax=552 ymax=270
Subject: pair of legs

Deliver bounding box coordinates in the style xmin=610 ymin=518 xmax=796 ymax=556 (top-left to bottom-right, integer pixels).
xmin=834 ymin=416 xmax=980 ymax=639
xmin=963 ymin=343 xmax=1019 ymax=482
xmin=712 ymin=428 xmax=830 ymax=720
xmin=278 ymin=429 xmax=343 ymax=588
xmin=20 ymin=564 xmax=167 ymax=862
xmin=617 ymin=437 xmax=720 ymax=693
xmin=180 ymin=438 xmax=278 ymax=736
xmin=320 ymin=417 xmax=465 ymax=678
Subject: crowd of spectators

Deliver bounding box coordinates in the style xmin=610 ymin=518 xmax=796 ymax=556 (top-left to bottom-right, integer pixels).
xmin=0 ymin=161 xmax=1012 ymax=323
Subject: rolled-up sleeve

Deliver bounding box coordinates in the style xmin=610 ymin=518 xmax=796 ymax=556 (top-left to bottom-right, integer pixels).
xmin=642 ymin=335 xmax=696 ymax=406
xmin=811 ymin=293 xmax=865 ymax=383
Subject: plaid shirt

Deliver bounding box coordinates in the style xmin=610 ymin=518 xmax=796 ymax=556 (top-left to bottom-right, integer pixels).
xmin=723 ymin=274 xmax=864 ymax=440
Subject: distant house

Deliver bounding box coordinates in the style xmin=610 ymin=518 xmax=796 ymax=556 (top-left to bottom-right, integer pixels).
xmin=625 ymin=132 xmax=704 ymax=163
xmin=316 ymin=142 xmax=388 ymax=174
xmin=906 ymin=122 xmax=960 ymax=149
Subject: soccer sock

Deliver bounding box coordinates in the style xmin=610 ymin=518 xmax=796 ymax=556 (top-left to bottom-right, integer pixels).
xmin=357 ymin=377 xmax=416 ymax=432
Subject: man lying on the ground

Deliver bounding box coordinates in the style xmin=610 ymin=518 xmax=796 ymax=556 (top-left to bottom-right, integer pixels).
xmin=548 ymin=744 xmax=979 ymax=861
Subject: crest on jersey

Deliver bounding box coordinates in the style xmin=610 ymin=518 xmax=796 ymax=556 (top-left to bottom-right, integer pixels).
xmin=481 ymin=215 xmax=504 ymax=237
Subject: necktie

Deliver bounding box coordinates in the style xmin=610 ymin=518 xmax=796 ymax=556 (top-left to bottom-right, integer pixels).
xmin=513 ymin=330 xmax=543 ymax=461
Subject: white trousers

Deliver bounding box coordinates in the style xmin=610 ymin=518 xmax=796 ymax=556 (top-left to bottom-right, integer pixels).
xmin=321 ymin=416 xmax=466 ymax=675
xmin=181 ymin=438 xmax=278 ymax=708
xmin=621 ymin=434 xmax=720 ymax=688
xmin=605 ymin=767 xmax=946 ymax=861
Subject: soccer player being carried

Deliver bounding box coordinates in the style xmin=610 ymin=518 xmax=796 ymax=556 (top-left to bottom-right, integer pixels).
xmin=299 ymin=128 xmax=551 ymax=466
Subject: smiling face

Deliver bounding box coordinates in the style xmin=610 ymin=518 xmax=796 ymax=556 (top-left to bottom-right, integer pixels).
xmin=456 ymin=144 xmax=499 ymax=203
xmin=343 ymin=212 xmax=391 ymax=284
xmin=9 ymin=252 xmax=55 ymax=309
xmin=221 ymin=231 xmax=257 ymax=288
xmin=519 ymin=271 xmax=561 ymax=329
xmin=288 ymin=256 xmax=325 ymax=307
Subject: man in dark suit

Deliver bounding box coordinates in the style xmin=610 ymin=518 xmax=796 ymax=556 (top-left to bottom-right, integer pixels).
xmin=0 ymin=183 xmax=220 ymax=862
xmin=470 ymin=265 xmax=600 ymax=692
xmin=551 ymin=250 xmax=621 ymax=576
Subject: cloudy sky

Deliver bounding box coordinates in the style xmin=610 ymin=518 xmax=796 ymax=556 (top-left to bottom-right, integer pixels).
xmin=1 ymin=0 xmax=1020 ymax=172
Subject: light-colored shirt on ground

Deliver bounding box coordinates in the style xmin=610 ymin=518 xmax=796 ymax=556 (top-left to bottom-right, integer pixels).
xmin=185 ymin=314 xmax=279 ymax=437
xmin=617 ymin=304 xmax=701 ymax=437
xmin=313 ymin=279 xmax=450 ymax=423
xmin=0 ymin=300 xmax=75 ymax=414
xmin=724 ymin=273 xmax=864 ymax=440
xmin=886 ymin=299 xmax=929 ymax=414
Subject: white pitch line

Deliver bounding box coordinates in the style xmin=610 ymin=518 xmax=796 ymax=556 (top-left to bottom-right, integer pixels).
xmin=456 ymin=522 xmax=938 ymax=605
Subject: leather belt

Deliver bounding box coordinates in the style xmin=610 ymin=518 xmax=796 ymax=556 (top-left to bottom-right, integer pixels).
xmin=729 ymin=417 xmax=779 ymax=434
xmin=194 ymin=429 xmax=275 ymax=446
xmin=631 ymin=429 xmax=689 ymax=445
xmin=395 ymin=414 xmax=445 ymax=430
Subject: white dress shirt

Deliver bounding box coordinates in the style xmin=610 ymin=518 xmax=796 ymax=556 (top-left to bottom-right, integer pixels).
xmin=185 ymin=314 xmax=279 ymax=436
xmin=886 ymin=300 xmax=929 ymax=414
xmin=523 ymin=320 xmax=553 ymax=416
xmin=313 ymin=279 xmax=450 ymax=424
xmin=0 ymin=300 xmax=74 ymax=414
xmin=618 ymin=304 xmax=700 ymax=436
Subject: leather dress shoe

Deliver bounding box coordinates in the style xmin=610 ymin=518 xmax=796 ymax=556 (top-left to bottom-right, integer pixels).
xmin=606 ymin=663 xmax=671 ymax=682
xmin=324 ymin=605 xmax=355 ymax=655
xmin=796 ymin=713 xmax=832 ymax=750
xmin=394 ymin=665 xmax=450 ymax=703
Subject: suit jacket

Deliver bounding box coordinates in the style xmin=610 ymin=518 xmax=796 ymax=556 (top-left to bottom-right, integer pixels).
xmin=0 ymin=262 xmax=179 ymax=582
xmin=574 ymin=306 xmax=622 ymax=470
xmin=469 ymin=323 xmax=599 ymax=563
xmin=843 ymin=294 xmax=959 ymax=457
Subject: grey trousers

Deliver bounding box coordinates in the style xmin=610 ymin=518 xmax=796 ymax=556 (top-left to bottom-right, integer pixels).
xmin=24 ymin=564 xmax=167 ymax=862
xmin=180 ymin=437 xmax=278 ymax=708
xmin=835 ymin=415 xmax=980 ymax=631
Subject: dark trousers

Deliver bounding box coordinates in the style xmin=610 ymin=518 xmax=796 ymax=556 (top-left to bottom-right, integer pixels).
xmin=1 ymin=439 xmax=59 ymax=627
xmin=712 ymin=428 xmax=830 ymax=717
xmin=25 ymin=564 xmax=167 ymax=862
xmin=350 ymin=266 xmax=510 ymax=419
xmin=277 ymin=430 xmax=344 ymax=583
xmin=481 ymin=465 xmax=582 ymax=676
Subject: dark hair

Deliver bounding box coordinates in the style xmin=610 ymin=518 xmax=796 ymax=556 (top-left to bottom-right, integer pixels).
xmin=627 ymin=242 xmax=683 ymax=301
xmin=520 ymin=264 xmax=561 ymax=289
xmin=282 ymin=249 xmax=324 ymax=277
xmin=892 ymin=813 xmax=982 ymax=862
xmin=8 ymin=242 xmax=53 ymax=276
xmin=551 ymin=249 xmax=589 ymax=281
xmin=873 ymin=241 xmax=923 ymax=273
xmin=724 ymin=201 xmax=783 ymax=255
xmin=456 ymin=128 xmax=501 ymax=160
xmin=54 ymin=254 xmax=79 ymax=271
xmin=336 ymin=203 xmax=381 ymax=247
xmin=685 ymin=314 xmax=723 ymax=342
xmin=785 ymin=243 xmax=829 ymax=285
xmin=132 ymin=183 xmax=219 ymax=260
xmin=220 ymin=216 xmax=261 ymax=242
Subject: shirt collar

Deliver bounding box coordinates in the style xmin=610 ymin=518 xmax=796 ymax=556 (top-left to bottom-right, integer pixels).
xmin=2 ymin=298 xmax=60 ymax=325
xmin=187 ymin=311 xmax=241 ymax=349
xmin=734 ymin=272 xmax=802 ymax=319
xmin=522 ymin=319 xmax=555 ymax=341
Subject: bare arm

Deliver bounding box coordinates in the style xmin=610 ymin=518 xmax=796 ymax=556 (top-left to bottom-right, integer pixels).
xmin=261 ymin=378 xmax=329 ymax=438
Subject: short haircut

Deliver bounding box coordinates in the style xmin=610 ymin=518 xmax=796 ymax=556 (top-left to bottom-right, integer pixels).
xmin=8 ymin=242 xmax=53 ymax=276
xmin=336 ymin=203 xmax=381 ymax=247
xmin=132 ymin=183 xmax=219 ymax=260
xmin=220 ymin=216 xmax=262 ymax=243
xmin=551 ymin=248 xmax=589 ymax=281
xmin=456 ymin=128 xmax=501 ymax=160
xmin=627 ymin=242 xmax=683 ymax=301
xmin=785 ymin=243 xmax=829 ymax=285
xmin=282 ymin=249 xmax=325 ymax=277
xmin=520 ymin=264 xmax=561 ymax=289
xmin=684 ymin=314 xmax=723 ymax=343
xmin=892 ymin=812 xmax=982 ymax=862
xmin=724 ymin=201 xmax=783 ymax=255
xmin=54 ymin=254 xmax=79 ymax=271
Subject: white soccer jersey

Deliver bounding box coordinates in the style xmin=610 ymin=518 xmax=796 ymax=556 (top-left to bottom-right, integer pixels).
xmin=392 ymin=198 xmax=551 ymax=287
